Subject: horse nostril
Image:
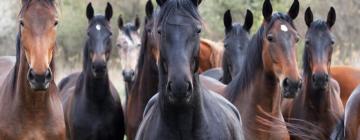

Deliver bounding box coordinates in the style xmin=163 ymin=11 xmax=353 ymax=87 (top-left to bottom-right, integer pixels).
xmin=324 ymin=74 xmax=329 ymax=82
xmin=283 ymin=78 xmax=289 ymax=88
xmin=167 ymin=82 xmax=173 ymax=92
xmin=27 ymin=69 xmax=36 ymax=81
xmin=298 ymin=79 xmax=303 ymax=89
xmin=45 ymin=68 xmax=52 ymax=81
xmin=186 ymin=81 xmax=192 ymax=92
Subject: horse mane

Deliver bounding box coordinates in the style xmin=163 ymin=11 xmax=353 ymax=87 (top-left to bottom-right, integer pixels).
xmin=303 ymin=20 xmax=329 ymax=77
xmin=225 ymin=12 xmax=296 ymax=102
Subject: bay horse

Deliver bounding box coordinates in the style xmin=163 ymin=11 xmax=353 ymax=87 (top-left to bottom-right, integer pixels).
xmin=224 ymin=0 xmax=303 ymax=139
xmin=284 ymin=7 xmax=344 ymax=140
xmin=116 ymin=14 xmax=141 ymax=96
xmin=330 ymin=66 xmax=360 ymax=106
xmin=58 ymin=3 xmax=125 ymax=139
xmin=331 ymin=85 xmax=360 ymax=140
xmin=125 ymin=0 xmax=160 ymax=139
xmin=0 ymin=0 xmax=66 ymax=139
xmin=221 ymin=9 xmax=253 ymax=84
xmin=136 ymin=0 xmax=244 ymax=139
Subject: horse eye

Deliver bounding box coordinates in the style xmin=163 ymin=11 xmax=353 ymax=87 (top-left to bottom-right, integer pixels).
xmin=157 ymin=29 xmax=161 ymax=35
xmin=54 ymin=21 xmax=58 ymax=26
xmin=267 ymin=34 xmax=274 ymax=42
xmin=295 ymin=35 xmax=300 ymax=43
xmin=197 ymin=28 xmax=202 ymax=34
xmin=331 ymin=40 xmax=335 ymax=45
xmin=20 ymin=20 xmax=24 ymax=27
xmin=305 ymin=40 xmax=310 ymax=46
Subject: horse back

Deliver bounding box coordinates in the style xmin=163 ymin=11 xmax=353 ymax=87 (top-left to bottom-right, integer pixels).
xmin=331 ymin=66 xmax=360 ymax=106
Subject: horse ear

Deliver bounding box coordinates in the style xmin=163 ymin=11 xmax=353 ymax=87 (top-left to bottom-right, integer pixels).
xmin=224 ymin=10 xmax=233 ymax=33
xmin=156 ymin=0 xmax=167 ymax=7
xmin=304 ymin=7 xmax=313 ymax=28
xmin=105 ymin=2 xmax=113 ymax=21
xmin=262 ymin=0 xmax=273 ymax=22
xmin=146 ymin=0 xmax=154 ymax=18
xmin=118 ymin=15 xmax=124 ymax=29
xmin=86 ymin=3 xmax=94 ymax=21
xmin=243 ymin=9 xmax=253 ymax=32
xmin=327 ymin=7 xmax=336 ymax=29
xmin=288 ymin=0 xmax=299 ymax=20
xmin=191 ymin=0 xmax=202 ymax=7
xmin=135 ymin=15 xmax=141 ymax=30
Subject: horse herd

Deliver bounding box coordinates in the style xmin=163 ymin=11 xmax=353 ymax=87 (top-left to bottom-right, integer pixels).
xmin=1 ymin=0 xmax=360 ymax=140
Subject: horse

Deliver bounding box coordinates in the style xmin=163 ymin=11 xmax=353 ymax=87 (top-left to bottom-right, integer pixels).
xmin=125 ymin=0 xmax=160 ymax=139
xmin=221 ymin=9 xmax=253 ymax=84
xmin=58 ymin=3 xmax=125 ymax=139
xmin=0 ymin=0 xmax=66 ymax=139
xmin=116 ymin=14 xmax=141 ymax=98
xmin=331 ymin=85 xmax=360 ymax=140
xmin=330 ymin=66 xmax=360 ymax=106
xmin=224 ymin=0 xmax=303 ymax=139
xmin=198 ymin=38 xmax=224 ymax=73
xmin=136 ymin=0 xmax=244 ymax=139
xmin=283 ymin=7 xmax=344 ymax=140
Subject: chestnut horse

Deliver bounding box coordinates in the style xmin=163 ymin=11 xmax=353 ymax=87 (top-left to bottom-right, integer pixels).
xmin=198 ymin=38 xmax=224 ymax=73
xmin=136 ymin=0 xmax=244 ymax=139
xmin=58 ymin=3 xmax=125 ymax=139
xmin=0 ymin=0 xmax=65 ymax=139
xmin=330 ymin=66 xmax=360 ymax=106
xmin=224 ymin=0 xmax=303 ymax=139
xmin=284 ymin=7 xmax=344 ymax=140
xmin=125 ymin=0 xmax=160 ymax=139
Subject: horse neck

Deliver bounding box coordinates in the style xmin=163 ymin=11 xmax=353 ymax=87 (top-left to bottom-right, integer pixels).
xmin=131 ymin=44 xmax=159 ymax=107
xmin=301 ymin=73 xmax=333 ymax=113
xmin=13 ymin=48 xmax=58 ymax=115
xmin=80 ymin=67 xmax=112 ymax=104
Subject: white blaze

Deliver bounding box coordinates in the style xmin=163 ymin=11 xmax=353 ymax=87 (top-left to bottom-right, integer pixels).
xmin=96 ymin=24 xmax=101 ymax=31
xmin=280 ymin=24 xmax=288 ymax=32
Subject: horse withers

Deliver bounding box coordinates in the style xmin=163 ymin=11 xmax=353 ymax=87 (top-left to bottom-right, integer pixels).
xmin=58 ymin=3 xmax=125 ymax=140
xmin=136 ymin=0 xmax=244 ymax=139
xmin=0 ymin=0 xmax=65 ymax=139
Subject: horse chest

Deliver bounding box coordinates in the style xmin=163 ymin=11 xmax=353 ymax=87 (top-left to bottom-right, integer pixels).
xmin=70 ymin=104 xmax=122 ymax=139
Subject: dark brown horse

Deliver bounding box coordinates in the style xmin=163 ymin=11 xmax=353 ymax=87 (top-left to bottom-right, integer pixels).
xmin=0 ymin=0 xmax=65 ymax=139
xmin=136 ymin=0 xmax=244 ymax=139
xmin=125 ymin=0 xmax=160 ymax=139
xmin=58 ymin=3 xmax=125 ymax=140
xmin=330 ymin=66 xmax=360 ymax=106
xmin=284 ymin=7 xmax=343 ymax=140
xmin=221 ymin=9 xmax=253 ymax=84
xmin=224 ymin=0 xmax=302 ymax=139
xmin=331 ymin=85 xmax=360 ymax=140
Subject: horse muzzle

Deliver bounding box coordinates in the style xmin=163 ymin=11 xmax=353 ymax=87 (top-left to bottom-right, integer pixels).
xmin=27 ymin=68 xmax=52 ymax=91
xmin=282 ymin=78 xmax=302 ymax=98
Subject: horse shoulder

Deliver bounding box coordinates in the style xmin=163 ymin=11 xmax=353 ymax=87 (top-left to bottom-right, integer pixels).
xmin=135 ymin=94 xmax=160 ymax=140
xmin=203 ymin=90 xmax=245 ymax=140
xmin=344 ymin=86 xmax=360 ymax=139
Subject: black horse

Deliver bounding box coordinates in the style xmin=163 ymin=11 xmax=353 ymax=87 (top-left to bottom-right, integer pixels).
xmin=135 ymin=0 xmax=244 ymax=140
xmin=58 ymin=3 xmax=125 ymax=140
xmin=201 ymin=9 xmax=252 ymax=84
xmin=221 ymin=9 xmax=253 ymax=84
